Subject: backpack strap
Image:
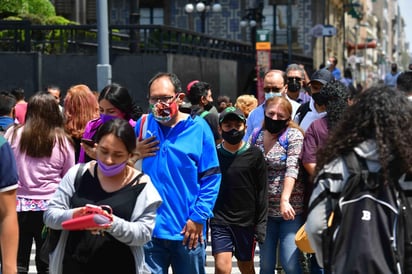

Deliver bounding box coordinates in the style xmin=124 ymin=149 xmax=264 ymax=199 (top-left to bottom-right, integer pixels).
xmin=307 ymin=152 xmax=363 ymax=214
xmin=343 ymin=151 xmax=382 ymax=190
xmin=397 ymin=173 xmax=412 ymax=272
xmin=278 ymin=128 xmax=289 ymax=151
xmin=74 ymin=163 xmax=86 ymax=190
xmin=295 ymin=102 xmax=310 ymax=124
xmin=138 ymin=114 xmax=148 ymax=141
xmin=199 ymin=110 xmax=209 ymax=118
xmin=251 ymin=127 xmax=262 ymax=145
xmin=251 ymin=127 xmax=289 ymax=151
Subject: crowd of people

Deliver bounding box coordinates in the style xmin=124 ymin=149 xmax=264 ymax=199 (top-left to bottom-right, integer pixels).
xmin=0 ymin=61 xmax=412 ymax=274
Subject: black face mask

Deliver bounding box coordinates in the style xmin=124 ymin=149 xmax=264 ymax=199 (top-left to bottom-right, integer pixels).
xmin=312 ymin=93 xmax=327 ymax=106
xmin=204 ymin=102 xmax=213 ymax=111
xmin=264 ymin=115 xmax=288 ymax=134
xmin=287 ymin=79 xmax=301 ymax=92
xmin=222 ymin=128 xmax=245 ymax=145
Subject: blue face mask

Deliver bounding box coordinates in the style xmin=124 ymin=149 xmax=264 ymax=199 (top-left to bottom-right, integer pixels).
xmin=265 ymin=92 xmax=282 ymax=101
xmin=100 ymin=113 xmax=117 ymax=124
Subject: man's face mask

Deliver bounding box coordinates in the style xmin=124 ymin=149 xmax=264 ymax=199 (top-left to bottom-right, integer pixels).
xmin=150 ymin=96 xmax=178 ymax=123
xmin=287 ymin=77 xmax=302 ymax=92
xmin=312 ymin=92 xmax=327 ymax=106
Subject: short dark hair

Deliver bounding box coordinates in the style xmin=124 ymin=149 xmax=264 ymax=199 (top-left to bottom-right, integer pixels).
xmin=10 ymin=88 xmax=25 ymax=101
xmin=95 ymin=118 xmax=136 ymax=154
xmin=187 ymin=81 xmax=210 ymax=105
xmin=0 ymin=91 xmax=17 ymax=116
xmin=148 ymin=72 xmax=182 ymax=95
xmin=45 ymin=84 xmax=61 ymax=92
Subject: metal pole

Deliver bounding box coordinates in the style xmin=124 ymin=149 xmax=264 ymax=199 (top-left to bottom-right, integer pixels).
xmin=200 ymin=11 xmax=206 ymax=33
xmin=342 ymin=10 xmax=346 ymax=69
xmin=96 ymin=0 xmax=112 ymax=92
xmin=129 ymin=0 xmax=140 ymax=53
xmin=287 ymin=0 xmax=292 ymax=64
xmin=322 ymin=0 xmax=326 ymax=65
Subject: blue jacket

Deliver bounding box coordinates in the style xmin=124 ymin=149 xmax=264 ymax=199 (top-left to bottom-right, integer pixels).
xmin=135 ymin=114 xmax=221 ymax=240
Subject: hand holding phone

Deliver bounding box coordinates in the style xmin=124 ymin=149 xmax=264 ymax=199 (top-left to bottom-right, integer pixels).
xmin=81 ymin=138 xmax=95 ymax=147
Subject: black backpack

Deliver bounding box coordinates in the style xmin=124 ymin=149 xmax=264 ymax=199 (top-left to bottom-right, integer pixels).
xmin=311 ymin=152 xmax=412 ymax=274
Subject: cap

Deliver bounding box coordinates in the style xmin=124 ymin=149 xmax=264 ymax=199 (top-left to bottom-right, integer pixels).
xmin=186 ymin=80 xmax=199 ymax=93
xmin=219 ymin=106 xmax=246 ymax=124
xmin=309 ymin=69 xmax=333 ymax=85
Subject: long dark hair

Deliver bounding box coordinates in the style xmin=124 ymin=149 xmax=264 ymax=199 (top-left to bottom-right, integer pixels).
xmin=315 ymin=85 xmax=412 ymax=180
xmin=98 ymin=83 xmax=142 ymax=121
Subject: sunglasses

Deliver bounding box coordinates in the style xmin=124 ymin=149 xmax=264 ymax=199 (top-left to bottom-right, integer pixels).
xmin=287 ymin=77 xmax=302 ymax=82
xmin=263 ymin=87 xmax=283 ymax=93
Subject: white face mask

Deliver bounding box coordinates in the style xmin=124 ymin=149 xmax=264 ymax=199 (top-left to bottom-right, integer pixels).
xmin=265 ymin=92 xmax=282 ymax=101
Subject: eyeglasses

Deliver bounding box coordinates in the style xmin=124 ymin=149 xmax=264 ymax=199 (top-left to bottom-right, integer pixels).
xmin=148 ymin=95 xmax=176 ymax=104
xmin=287 ymin=77 xmax=302 ymax=82
xmin=263 ymin=87 xmax=283 ymax=93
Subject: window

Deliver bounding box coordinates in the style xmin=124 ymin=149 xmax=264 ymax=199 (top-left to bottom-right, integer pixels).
xmin=140 ymin=8 xmax=164 ymax=25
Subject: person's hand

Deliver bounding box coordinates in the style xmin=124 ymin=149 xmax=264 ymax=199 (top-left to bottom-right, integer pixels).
xmin=80 ymin=142 xmax=96 ymax=160
xmin=280 ymin=200 xmax=296 ymax=221
xmin=71 ymin=205 xmax=113 ymax=234
xmin=129 ymin=136 xmax=159 ymax=165
xmin=181 ymin=219 xmax=204 ymax=249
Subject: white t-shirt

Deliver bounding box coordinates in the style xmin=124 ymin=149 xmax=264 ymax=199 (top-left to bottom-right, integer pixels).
xmin=299 ymin=98 xmax=326 ymax=132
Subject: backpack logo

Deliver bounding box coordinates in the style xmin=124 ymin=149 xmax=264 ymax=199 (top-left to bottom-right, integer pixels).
xmin=361 ymin=210 xmax=371 ymax=221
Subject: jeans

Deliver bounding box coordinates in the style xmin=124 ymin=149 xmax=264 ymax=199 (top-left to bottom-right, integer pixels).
xmin=259 ymin=215 xmax=303 ymax=274
xmin=144 ymin=238 xmax=206 ymax=274
xmin=310 ymin=254 xmax=324 ymax=274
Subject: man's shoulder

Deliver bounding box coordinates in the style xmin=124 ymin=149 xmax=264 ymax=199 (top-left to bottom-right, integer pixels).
xmin=248 ymin=104 xmax=264 ymax=118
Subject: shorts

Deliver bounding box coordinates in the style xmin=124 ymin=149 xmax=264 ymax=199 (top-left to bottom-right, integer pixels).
xmin=210 ymin=224 xmax=256 ymax=261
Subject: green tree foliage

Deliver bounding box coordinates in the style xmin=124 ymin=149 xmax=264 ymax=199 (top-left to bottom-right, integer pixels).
xmin=0 ymin=0 xmax=25 ymax=18
xmin=0 ymin=0 xmax=74 ymax=25
xmin=27 ymin=0 xmax=56 ymax=18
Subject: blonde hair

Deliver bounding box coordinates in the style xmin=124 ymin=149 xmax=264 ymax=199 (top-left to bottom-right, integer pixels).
xmin=235 ymin=94 xmax=258 ymax=118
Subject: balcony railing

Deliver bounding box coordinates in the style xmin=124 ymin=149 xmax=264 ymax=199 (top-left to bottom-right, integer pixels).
xmin=0 ymin=21 xmax=255 ymax=60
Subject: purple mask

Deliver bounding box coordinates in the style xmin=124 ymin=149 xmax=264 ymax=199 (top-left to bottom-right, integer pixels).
xmin=97 ymin=159 xmax=127 ymax=177
xmin=100 ymin=113 xmax=118 ymax=124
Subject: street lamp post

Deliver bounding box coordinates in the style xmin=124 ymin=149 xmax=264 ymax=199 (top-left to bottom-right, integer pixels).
xmin=240 ymin=3 xmax=264 ymax=49
xmin=185 ymin=1 xmax=222 ymax=33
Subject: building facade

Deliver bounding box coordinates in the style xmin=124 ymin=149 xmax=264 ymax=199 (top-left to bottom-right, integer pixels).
xmin=51 ymin=0 xmax=410 ymax=87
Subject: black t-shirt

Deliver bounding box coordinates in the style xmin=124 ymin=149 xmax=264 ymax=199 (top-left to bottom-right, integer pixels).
xmin=63 ymin=166 xmax=145 ymax=274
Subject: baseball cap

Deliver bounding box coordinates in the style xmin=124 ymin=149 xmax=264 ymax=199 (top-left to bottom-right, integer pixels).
xmin=219 ymin=106 xmax=246 ymax=124
xmin=186 ymin=80 xmax=199 ymax=93
xmin=309 ymin=69 xmax=333 ymax=85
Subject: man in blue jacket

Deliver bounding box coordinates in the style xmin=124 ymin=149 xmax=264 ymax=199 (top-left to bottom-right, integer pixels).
xmin=136 ymin=72 xmax=221 ymax=274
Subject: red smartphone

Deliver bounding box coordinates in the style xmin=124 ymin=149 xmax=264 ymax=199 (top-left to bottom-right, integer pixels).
xmin=81 ymin=138 xmax=95 ymax=147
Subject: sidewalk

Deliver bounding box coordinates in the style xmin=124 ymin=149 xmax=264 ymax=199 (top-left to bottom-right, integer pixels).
xmin=28 ymin=242 xmax=261 ymax=274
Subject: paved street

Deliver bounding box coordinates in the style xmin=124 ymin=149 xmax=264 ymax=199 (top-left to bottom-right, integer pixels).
xmin=28 ymin=242 xmax=261 ymax=274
